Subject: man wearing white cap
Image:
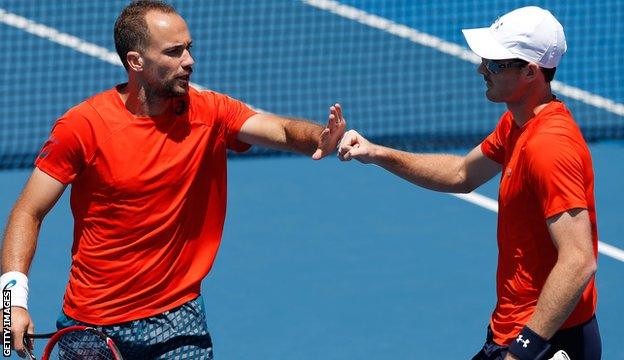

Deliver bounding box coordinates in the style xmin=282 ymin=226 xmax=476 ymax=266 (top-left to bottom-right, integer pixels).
xmin=337 ymin=6 xmax=600 ymax=360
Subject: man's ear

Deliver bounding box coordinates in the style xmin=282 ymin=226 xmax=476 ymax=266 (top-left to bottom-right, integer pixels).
xmin=523 ymin=62 xmax=540 ymax=83
xmin=127 ymin=51 xmax=144 ymax=72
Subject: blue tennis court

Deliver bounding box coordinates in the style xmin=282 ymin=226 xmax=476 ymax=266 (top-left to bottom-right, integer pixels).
xmin=1 ymin=1 xmax=622 ymax=359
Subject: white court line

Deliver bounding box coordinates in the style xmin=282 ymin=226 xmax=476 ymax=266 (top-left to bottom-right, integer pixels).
xmin=0 ymin=8 xmax=269 ymax=112
xmin=302 ymin=0 xmax=624 ymax=117
xmin=0 ymin=8 xmax=122 ymax=67
xmin=453 ymin=192 xmax=624 ymax=263
xmin=0 ymin=8 xmax=206 ymax=90
xmin=597 ymin=242 xmax=624 ymax=262
xmin=452 ymin=192 xmax=498 ymax=212
xmin=1 ymin=6 xmax=622 ymax=262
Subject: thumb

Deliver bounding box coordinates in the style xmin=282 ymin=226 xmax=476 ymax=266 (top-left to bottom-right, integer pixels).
xmin=312 ymin=128 xmax=332 ymax=160
xmin=26 ymin=322 xmax=35 ymax=353
xmin=311 ymin=148 xmax=323 ymax=160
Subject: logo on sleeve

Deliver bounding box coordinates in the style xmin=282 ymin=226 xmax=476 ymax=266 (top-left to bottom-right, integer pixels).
xmin=38 ymin=136 xmax=59 ymax=159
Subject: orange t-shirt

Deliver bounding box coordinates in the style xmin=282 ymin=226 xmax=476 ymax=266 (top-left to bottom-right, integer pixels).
xmin=35 ymin=85 xmax=257 ymax=324
xmin=480 ymin=100 xmax=598 ymax=345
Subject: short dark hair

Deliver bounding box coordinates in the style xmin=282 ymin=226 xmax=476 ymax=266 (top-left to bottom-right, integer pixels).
xmin=540 ymin=67 xmax=557 ymax=82
xmin=514 ymin=59 xmax=557 ymax=83
xmin=114 ymin=0 xmax=178 ymax=71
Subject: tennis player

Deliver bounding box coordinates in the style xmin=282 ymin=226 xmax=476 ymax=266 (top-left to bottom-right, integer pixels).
xmin=338 ymin=6 xmax=600 ymax=360
xmin=0 ymin=1 xmax=345 ymax=358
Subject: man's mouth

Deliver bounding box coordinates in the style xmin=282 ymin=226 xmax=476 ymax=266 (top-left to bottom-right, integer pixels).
xmin=177 ymin=71 xmax=192 ymax=82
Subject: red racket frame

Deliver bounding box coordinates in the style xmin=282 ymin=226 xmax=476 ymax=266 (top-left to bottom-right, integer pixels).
xmin=25 ymin=325 xmax=123 ymax=360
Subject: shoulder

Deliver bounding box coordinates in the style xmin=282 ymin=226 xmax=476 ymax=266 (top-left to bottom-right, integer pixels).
xmin=498 ymin=110 xmax=514 ymax=128
xmin=188 ymin=86 xmax=254 ymax=121
xmin=64 ymin=88 xmax=118 ymax=121
xmin=524 ymin=121 xmax=587 ymax=173
xmin=526 ymin=111 xmax=584 ymax=155
xmin=188 ymin=86 xmax=237 ymax=107
xmin=186 ymin=87 xmax=215 ymax=112
xmin=492 ymin=110 xmax=514 ymax=138
xmin=484 ymin=110 xmax=514 ymax=145
xmin=536 ymin=101 xmax=581 ymax=134
xmin=56 ymin=87 xmax=127 ymax=141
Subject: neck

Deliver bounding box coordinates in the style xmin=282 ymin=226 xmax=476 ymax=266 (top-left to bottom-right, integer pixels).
xmin=118 ymin=80 xmax=171 ymax=117
xmin=507 ymin=84 xmax=554 ymax=127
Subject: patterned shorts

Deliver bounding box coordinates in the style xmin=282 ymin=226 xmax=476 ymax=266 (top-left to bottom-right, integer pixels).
xmin=56 ymin=296 xmax=213 ymax=360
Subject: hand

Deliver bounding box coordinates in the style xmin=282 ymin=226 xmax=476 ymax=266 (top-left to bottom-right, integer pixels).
xmin=10 ymin=307 xmax=35 ymax=358
xmin=504 ymin=353 xmax=519 ymax=360
xmin=312 ymin=103 xmax=347 ymax=160
xmin=337 ymin=129 xmax=377 ymax=163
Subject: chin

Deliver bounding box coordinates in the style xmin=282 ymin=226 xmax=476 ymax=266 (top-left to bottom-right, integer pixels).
xmin=167 ymin=86 xmax=189 ymax=98
xmin=485 ymin=90 xmax=504 ymax=103
xmin=175 ymin=88 xmax=189 ymax=96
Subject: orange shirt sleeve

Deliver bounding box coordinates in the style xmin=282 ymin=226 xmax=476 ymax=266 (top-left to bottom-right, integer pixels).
xmin=34 ymin=108 xmax=93 ymax=184
xmin=213 ymin=93 xmax=258 ymax=152
xmin=525 ymin=130 xmax=588 ymax=219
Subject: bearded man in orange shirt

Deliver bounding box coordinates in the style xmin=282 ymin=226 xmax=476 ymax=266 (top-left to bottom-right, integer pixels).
xmin=338 ymin=6 xmax=600 ymax=360
xmin=1 ymin=1 xmax=345 ymax=358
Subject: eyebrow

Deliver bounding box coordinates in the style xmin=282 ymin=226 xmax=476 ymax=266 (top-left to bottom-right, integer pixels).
xmin=163 ymin=41 xmax=193 ymax=52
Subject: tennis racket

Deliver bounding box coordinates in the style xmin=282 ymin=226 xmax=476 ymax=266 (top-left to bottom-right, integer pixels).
xmin=23 ymin=325 xmax=123 ymax=360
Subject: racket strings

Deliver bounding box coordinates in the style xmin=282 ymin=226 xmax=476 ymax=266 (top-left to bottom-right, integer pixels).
xmin=53 ymin=330 xmax=117 ymax=360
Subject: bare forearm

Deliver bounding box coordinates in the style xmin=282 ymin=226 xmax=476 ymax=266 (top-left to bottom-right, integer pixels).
xmin=371 ymin=145 xmax=470 ymax=193
xmin=282 ymin=118 xmax=324 ymax=156
xmin=1 ymin=209 xmax=41 ymax=274
xmin=239 ymin=115 xmax=323 ymax=155
xmin=2 ymin=169 xmax=65 ymax=275
xmin=239 ymin=108 xmax=345 ymax=159
xmin=525 ymin=255 xmax=596 ymax=339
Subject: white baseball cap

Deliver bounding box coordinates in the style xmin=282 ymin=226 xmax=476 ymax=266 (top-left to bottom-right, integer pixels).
xmin=462 ymin=6 xmax=567 ymax=68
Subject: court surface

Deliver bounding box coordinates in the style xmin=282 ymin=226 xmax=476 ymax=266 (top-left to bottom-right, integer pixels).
xmin=1 ymin=141 xmax=622 ymax=359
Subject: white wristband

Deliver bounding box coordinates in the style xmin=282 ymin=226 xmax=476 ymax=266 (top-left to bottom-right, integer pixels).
xmin=0 ymin=271 xmax=29 ymax=309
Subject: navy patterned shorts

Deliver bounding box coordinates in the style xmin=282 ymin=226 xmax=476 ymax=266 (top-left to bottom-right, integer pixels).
xmin=56 ymin=296 xmax=213 ymax=359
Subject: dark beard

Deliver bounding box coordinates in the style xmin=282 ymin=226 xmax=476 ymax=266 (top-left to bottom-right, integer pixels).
xmin=159 ymin=80 xmax=187 ymax=98
xmin=147 ymin=79 xmax=187 ymax=101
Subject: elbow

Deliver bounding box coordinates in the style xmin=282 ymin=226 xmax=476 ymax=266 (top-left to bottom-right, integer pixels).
xmin=580 ymin=259 xmax=597 ymax=288
xmin=578 ymin=246 xmax=597 ymax=278
xmin=572 ymin=252 xmax=597 ymax=282
xmin=453 ymin=179 xmax=478 ymax=194
xmin=452 ymin=167 xmax=477 ymax=194
xmin=456 ymin=184 xmax=476 ymax=194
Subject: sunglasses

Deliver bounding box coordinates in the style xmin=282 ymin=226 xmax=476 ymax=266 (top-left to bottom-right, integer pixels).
xmin=483 ymin=59 xmax=528 ymax=75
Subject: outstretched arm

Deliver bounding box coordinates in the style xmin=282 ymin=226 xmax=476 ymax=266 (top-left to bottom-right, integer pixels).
xmin=338 ymin=129 xmax=501 ymax=193
xmin=1 ymin=168 xmax=66 ymax=356
xmin=237 ymin=104 xmax=346 ymax=160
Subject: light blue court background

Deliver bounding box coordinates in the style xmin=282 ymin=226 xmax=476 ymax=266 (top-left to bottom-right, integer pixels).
xmin=0 ymin=141 xmax=622 ymax=359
